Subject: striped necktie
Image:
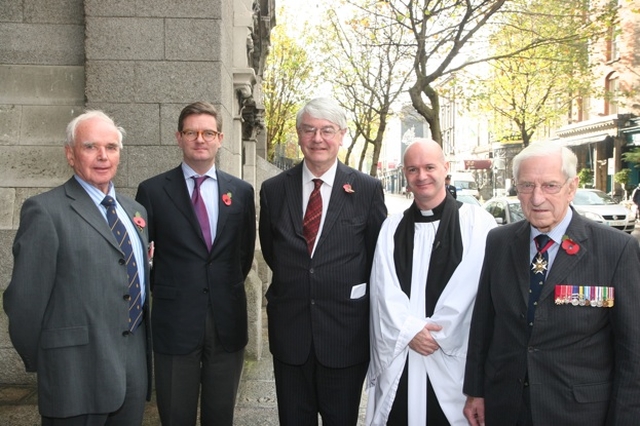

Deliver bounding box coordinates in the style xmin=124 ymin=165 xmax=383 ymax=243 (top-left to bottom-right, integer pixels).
xmin=303 ymin=179 xmax=323 ymax=255
xmin=101 ymin=196 xmax=143 ymax=332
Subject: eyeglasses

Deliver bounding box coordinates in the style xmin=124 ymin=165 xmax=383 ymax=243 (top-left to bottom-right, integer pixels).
xmin=181 ymin=129 xmax=221 ymax=142
xmin=516 ymin=178 xmax=570 ymax=194
xmin=300 ymin=126 xmax=342 ymax=140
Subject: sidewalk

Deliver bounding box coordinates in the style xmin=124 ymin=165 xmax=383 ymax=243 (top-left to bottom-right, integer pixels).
xmin=0 ymin=309 xmax=368 ymax=425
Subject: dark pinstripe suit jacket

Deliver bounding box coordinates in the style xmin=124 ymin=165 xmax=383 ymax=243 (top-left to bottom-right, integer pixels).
xmin=259 ymin=161 xmax=387 ymax=368
xmin=464 ymin=211 xmax=640 ymax=425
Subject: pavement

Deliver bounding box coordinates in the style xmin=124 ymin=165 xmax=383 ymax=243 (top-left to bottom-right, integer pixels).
xmin=0 ymin=309 xmax=368 ymax=425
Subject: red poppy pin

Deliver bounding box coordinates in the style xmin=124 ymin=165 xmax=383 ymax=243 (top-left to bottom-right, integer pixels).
xmin=222 ymin=192 xmax=232 ymax=206
xmin=343 ymin=183 xmax=355 ymax=193
xmin=133 ymin=212 xmax=146 ymax=232
xmin=561 ymin=235 xmax=580 ymax=255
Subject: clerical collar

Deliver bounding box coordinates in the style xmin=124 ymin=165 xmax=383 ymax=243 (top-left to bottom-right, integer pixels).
xmin=412 ymin=197 xmax=447 ymax=223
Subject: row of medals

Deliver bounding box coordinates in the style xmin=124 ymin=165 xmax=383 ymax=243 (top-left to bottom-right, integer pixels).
xmin=554 ymin=284 xmax=615 ymax=308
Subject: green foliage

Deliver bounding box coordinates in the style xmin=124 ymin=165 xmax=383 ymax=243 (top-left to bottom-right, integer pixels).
xmin=577 ymin=168 xmax=594 ymax=188
xmin=614 ymin=168 xmax=632 ymax=186
xmin=463 ymin=0 xmax=616 ymax=146
xmin=621 ymin=148 xmax=640 ymax=167
xmin=263 ymin=20 xmax=316 ymax=162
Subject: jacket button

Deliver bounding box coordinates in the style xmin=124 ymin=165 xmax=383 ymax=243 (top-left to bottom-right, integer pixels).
xmin=118 ymin=259 xmax=126 ymax=265
xmin=123 ymin=294 xmax=131 ymax=301
xmin=122 ymin=331 xmax=131 ymax=336
xmin=310 ymin=268 xmax=314 ymax=274
xmin=203 ymin=288 xmax=209 ymax=293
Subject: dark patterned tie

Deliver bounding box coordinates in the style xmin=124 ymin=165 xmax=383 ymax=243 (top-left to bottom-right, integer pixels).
xmin=303 ymin=179 xmax=323 ymax=255
xmin=101 ymin=196 xmax=143 ymax=332
xmin=192 ymin=176 xmax=212 ymax=250
xmin=527 ymin=234 xmax=552 ymax=330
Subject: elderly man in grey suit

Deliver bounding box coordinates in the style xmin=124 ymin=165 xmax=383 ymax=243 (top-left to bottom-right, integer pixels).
xmin=463 ymin=143 xmax=640 ymax=426
xmin=3 ymin=111 xmax=151 ymax=425
xmin=259 ymin=97 xmax=387 ymax=425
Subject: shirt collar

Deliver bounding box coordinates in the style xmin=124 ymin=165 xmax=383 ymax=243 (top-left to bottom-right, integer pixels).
xmin=73 ymin=175 xmax=116 ymax=203
xmin=302 ymin=160 xmax=338 ymax=187
xmin=181 ymin=162 xmax=217 ymax=180
xmin=530 ymin=207 xmax=573 ymax=244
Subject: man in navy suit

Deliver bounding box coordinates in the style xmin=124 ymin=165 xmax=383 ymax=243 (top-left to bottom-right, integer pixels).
xmin=4 ymin=110 xmax=152 ymax=425
xmin=259 ymin=97 xmax=387 ymax=425
xmin=464 ymin=143 xmax=640 ymax=425
xmin=136 ymin=102 xmax=256 ymax=426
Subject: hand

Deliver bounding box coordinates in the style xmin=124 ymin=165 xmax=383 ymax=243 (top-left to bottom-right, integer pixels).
xmin=408 ymin=322 xmax=442 ymax=356
xmin=463 ymin=396 xmax=485 ymax=426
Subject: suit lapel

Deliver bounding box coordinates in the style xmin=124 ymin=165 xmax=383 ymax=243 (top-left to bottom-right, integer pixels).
xmin=162 ymin=166 xmax=205 ymax=245
xmin=284 ymin=164 xmax=305 ymax=238
xmin=118 ymin=195 xmax=147 ymax=249
xmin=65 ymin=178 xmax=120 ymax=252
xmin=317 ymin=163 xmax=352 ymax=250
xmin=212 ymin=170 xmax=234 ymax=251
xmin=540 ymin=214 xmax=589 ymax=303
xmin=513 ymin=222 xmax=533 ymax=305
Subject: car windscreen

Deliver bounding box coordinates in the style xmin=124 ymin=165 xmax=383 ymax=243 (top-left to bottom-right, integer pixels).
xmin=573 ymin=190 xmax=617 ymax=206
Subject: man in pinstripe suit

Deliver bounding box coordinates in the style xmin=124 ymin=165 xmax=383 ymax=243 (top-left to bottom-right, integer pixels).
xmin=463 ymin=143 xmax=640 ymax=425
xmin=259 ymin=97 xmax=387 ymax=425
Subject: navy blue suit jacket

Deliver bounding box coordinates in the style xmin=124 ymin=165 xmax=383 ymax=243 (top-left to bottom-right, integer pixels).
xmin=136 ymin=166 xmax=256 ymax=354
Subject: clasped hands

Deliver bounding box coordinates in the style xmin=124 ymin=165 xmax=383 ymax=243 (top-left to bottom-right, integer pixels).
xmin=408 ymin=322 xmax=442 ymax=356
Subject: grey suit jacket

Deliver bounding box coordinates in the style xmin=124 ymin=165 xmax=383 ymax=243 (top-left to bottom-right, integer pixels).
xmin=259 ymin=161 xmax=387 ymax=368
xmin=464 ymin=212 xmax=640 ymax=425
xmin=3 ymin=177 xmax=152 ymax=418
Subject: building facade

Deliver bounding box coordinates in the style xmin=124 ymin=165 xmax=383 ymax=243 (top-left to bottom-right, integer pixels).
xmin=0 ymin=0 xmax=275 ymax=385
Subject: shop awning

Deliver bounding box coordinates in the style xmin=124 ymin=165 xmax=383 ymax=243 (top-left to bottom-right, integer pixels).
xmin=464 ymin=159 xmax=492 ymax=169
xmin=556 ymin=132 xmax=614 ymax=147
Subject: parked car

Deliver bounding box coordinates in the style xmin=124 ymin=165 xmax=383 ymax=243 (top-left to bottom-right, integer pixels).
xmin=572 ymin=189 xmax=635 ymax=233
xmin=482 ymin=189 xmax=635 ymax=233
xmin=450 ymin=172 xmax=480 ymax=199
xmin=482 ymin=196 xmax=525 ymax=225
xmin=458 ymin=194 xmax=482 ymax=206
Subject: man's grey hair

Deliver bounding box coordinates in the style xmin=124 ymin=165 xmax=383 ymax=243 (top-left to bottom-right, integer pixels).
xmin=66 ymin=110 xmax=125 ymax=148
xmin=296 ymin=97 xmax=348 ymax=130
xmin=512 ymin=142 xmax=577 ymax=181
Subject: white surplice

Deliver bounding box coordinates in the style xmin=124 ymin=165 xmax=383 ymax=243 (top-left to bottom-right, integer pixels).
xmin=366 ymin=203 xmax=497 ymax=426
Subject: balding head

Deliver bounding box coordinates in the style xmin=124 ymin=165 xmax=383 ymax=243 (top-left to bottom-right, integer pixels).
xmin=404 ymin=138 xmax=445 ymax=165
xmin=403 ymin=138 xmax=449 ymax=210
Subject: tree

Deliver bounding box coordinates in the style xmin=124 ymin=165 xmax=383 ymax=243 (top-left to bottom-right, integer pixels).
xmin=263 ymin=20 xmax=315 ymax=162
xmin=578 ymin=168 xmax=594 ymax=188
xmin=612 ymin=168 xmax=631 ymax=199
xmin=319 ymin=0 xmax=414 ymax=175
xmin=622 ymin=148 xmax=640 ymax=167
xmin=468 ymin=0 xmax=614 ymax=147
xmin=381 ymin=0 xmax=510 ymax=144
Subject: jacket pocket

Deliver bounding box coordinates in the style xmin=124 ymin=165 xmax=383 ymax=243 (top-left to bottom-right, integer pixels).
xmin=572 ymin=381 xmax=611 ymax=403
xmin=41 ymin=326 xmax=88 ymax=349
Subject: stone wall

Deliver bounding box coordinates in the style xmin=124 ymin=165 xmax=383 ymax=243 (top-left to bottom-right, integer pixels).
xmin=0 ymin=0 xmax=274 ymax=384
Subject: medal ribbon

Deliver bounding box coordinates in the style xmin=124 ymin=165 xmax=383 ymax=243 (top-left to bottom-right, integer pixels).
xmin=535 ymin=237 xmax=554 ymax=255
